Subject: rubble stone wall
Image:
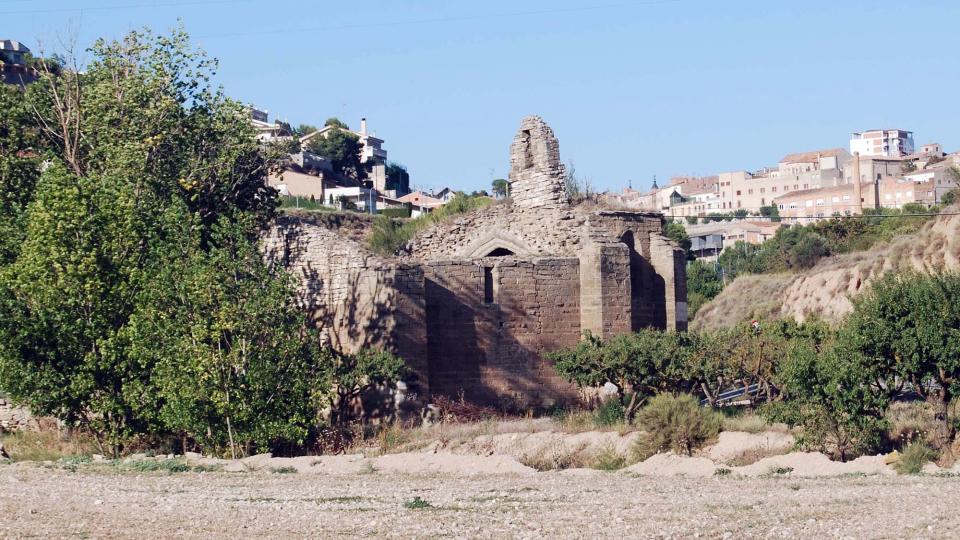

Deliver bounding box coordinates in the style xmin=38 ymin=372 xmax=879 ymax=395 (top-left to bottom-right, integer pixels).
xmin=0 ymin=394 xmax=34 ymax=432
xmin=509 ymin=116 xmax=568 ymax=210
xmin=263 ymin=214 xmax=429 ymax=392
xmin=423 ymin=257 xmax=581 ymax=408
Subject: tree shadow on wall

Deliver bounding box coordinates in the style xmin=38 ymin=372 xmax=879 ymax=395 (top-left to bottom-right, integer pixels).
xmin=424 ymin=263 xmax=581 ymax=411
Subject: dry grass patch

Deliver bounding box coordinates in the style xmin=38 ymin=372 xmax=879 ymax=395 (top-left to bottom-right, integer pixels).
xmin=721 ymin=413 xmax=769 ymax=434
xmin=0 ymin=426 xmax=97 ymax=462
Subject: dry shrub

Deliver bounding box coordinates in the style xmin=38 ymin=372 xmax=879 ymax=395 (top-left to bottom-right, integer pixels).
xmin=0 ymin=425 xmax=97 ymax=462
xmin=632 ymin=394 xmax=722 ymax=461
xmin=724 ymin=444 xmax=790 ymax=467
xmin=721 ymin=413 xmax=769 ymax=434
xmin=519 ymin=442 xmax=590 ymax=471
xmin=893 ymin=442 xmax=937 ymax=475
xmin=886 ymin=401 xmax=937 ymax=449
xmin=430 ymin=394 xmax=502 ymax=423
xmin=590 ymin=443 xmax=628 ymax=471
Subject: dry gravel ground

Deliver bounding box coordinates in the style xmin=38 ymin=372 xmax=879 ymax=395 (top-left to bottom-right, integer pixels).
xmin=2 ymin=464 xmax=960 ymax=538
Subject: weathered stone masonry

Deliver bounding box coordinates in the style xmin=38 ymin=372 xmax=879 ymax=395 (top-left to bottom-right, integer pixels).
xmin=266 ymin=116 xmax=687 ymax=408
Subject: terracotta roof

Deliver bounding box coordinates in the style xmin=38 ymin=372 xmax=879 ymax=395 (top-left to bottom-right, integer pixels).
xmin=397 ymin=191 xmax=444 ymax=206
xmin=779 ymin=148 xmax=848 ymax=164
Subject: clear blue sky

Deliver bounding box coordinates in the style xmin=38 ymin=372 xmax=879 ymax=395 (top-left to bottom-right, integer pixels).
xmin=8 ymin=0 xmax=960 ymax=193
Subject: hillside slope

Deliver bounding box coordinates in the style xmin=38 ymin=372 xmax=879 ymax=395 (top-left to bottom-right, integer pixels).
xmin=692 ymin=213 xmax=960 ymax=331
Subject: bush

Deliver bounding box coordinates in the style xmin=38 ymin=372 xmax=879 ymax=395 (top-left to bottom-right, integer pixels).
xmin=379 ymin=206 xmax=411 ymax=219
xmin=633 ymin=393 xmax=721 ymax=460
xmin=894 ymin=442 xmax=937 ymax=475
xmin=367 ymin=193 xmax=492 ymax=255
xmin=594 ymin=398 xmax=626 ymax=427
xmin=590 ymin=443 xmax=627 ymax=471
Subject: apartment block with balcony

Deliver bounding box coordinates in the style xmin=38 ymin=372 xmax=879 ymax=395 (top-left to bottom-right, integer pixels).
xmin=850 ymin=129 xmax=915 ymax=158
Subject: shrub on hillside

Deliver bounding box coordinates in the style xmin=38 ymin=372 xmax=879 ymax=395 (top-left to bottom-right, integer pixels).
xmin=893 ymin=442 xmax=937 ymax=475
xmin=633 ymin=393 xmax=721 ymax=460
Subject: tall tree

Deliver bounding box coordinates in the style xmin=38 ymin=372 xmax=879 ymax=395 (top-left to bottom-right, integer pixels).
xmin=306 ymin=126 xmax=366 ymax=181
xmin=491 ymin=178 xmax=509 ymax=198
xmin=0 ymin=27 xmax=283 ymax=454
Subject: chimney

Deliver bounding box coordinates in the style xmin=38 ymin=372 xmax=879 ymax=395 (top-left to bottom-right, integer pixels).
xmin=852 ymin=152 xmax=863 ymax=214
xmin=360 ymin=118 xmax=367 ymax=136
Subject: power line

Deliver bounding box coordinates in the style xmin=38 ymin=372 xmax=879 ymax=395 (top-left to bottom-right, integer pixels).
xmin=193 ymin=0 xmax=683 ymax=40
xmin=0 ymin=0 xmax=253 ymax=15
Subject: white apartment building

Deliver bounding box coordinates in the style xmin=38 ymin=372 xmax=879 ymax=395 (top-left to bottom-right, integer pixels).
xmin=300 ymin=118 xmax=388 ymax=191
xmin=850 ymin=129 xmax=915 ymax=157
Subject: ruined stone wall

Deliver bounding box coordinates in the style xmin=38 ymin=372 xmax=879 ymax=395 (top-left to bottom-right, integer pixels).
xmin=509 ymin=116 xmax=568 ymax=210
xmin=404 ymin=202 xmax=584 ymax=261
xmin=423 ymin=257 xmax=581 ymax=408
xmin=263 ymin=215 xmax=429 ymax=392
xmin=0 ymin=394 xmax=34 ymax=432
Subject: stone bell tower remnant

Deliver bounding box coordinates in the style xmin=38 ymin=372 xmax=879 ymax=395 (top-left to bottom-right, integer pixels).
xmin=508 ymin=116 xmax=569 ymax=210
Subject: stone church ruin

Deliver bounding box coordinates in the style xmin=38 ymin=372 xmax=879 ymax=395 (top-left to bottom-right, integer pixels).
xmin=265 ymin=116 xmax=687 ymax=408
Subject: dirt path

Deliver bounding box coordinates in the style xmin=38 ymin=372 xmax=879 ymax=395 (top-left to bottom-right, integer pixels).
xmin=2 ymin=464 xmax=959 ymax=538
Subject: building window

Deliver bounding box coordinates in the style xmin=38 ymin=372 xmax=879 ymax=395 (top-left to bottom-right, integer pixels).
xmin=831 ymin=196 xmax=839 ymax=203
xmin=736 ymin=190 xmax=741 ymax=196
xmin=842 ymin=195 xmax=851 ymax=201
xmin=748 ymin=189 xmax=753 ymax=195
xmin=483 ymin=266 xmax=494 ymax=304
xmin=771 ymin=186 xmax=777 ymax=193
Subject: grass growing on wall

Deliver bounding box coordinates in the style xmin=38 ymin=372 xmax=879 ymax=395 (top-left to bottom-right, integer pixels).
xmin=368 ymin=194 xmax=494 ymax=255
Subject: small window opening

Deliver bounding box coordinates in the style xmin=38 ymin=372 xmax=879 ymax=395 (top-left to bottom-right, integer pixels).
xmin=485 ymin=247 xmax=514 ymax=257
xmin=483 ymin=266 xmax=494 ymax=304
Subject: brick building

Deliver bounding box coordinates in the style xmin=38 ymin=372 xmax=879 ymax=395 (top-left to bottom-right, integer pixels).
xmin=264 ymin=116 xmax=687 ymax=408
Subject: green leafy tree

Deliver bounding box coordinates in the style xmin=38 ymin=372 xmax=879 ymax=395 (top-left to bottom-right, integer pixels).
xmin=550 ymin=329 xmax=690 ymax=421
xmin=759 ymin=204 xmax=781 ymax=222
xmin=768 ymin=342 xmax=888 ymax=461
xmin=385 ymin=162 xmax=410 ymax=194
xmin=307 ymin=127 xmax=366 ymax=181
xmin=0 ymin=165 xmax=149 ymax=453
xmin=0 ymin=27 xmax=281 ymax=454
xmin=839 ymin=271 xmax=960 ymax=450
xmin=320 ymin=348 xmax=407 ymax=426
xmin=491 ymin=178 xmax=509 ymax=198
xmin=0 ymin=85 xmax=45 ymax=264
xmin=123 ymin=212 xmax=320 ymax=458
xmin=663 ymin=222 xmax=692 ymax=260
xmin=686 ymin=260 xmax=723 ymax=318
xmin=293 ymin=123 xmax=318 ymax=137
xmin=324 ymin=117 xmax=349 ymax=130
xmin=941 ymin=189 xmax=959 ymax=206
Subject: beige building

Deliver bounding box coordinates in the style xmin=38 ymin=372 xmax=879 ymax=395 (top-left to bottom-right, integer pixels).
xmin=775 ymin=178 xmax=936 ymax=222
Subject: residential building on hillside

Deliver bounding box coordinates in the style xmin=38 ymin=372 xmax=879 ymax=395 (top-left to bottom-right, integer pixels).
xmin=1 ymin=39 xmax=38 ymax=86
xmin=397 ymin=191 xmax=445 ymax=209
xmin=850 ymin=129 xmax=914 ymax=157
xmin=433 ymin=187 xmax=456 ymax=202
xmin=919 ymin=142 xmax=944 ymax=156
xmin=775 ymin=148 xmax=851 ymax=175
xmin=717 ymin=167 xmax=842 ymax=212
xmin=904 ymin=162 xmax=959 ymax=203
xmin=774 ymin=177 xmax=936 ymax=222
xmin=841 ymin=154 xmax=904 ymax=184
xmin=686 ymin=220 xmax=784 ymax=258
xmin=300 ymin=118 xmax=388 ymax=191
xmin=249 ymin=107 xmax=293 ymax=143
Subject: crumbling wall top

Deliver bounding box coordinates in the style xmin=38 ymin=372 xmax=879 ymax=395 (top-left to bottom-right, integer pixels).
xmin=509 ymin=116 xmax=568 ymax=210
